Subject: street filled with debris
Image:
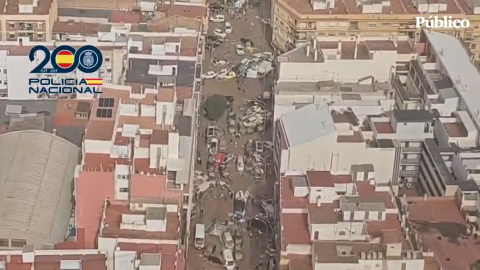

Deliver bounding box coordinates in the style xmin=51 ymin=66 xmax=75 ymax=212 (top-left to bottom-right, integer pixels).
xmin=187 ymin=0 xmax=276 ymax=269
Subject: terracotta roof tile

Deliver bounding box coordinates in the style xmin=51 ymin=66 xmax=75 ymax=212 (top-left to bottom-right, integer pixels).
xmin=151 ymin=130 xmax=169 ymax=145
xmin=109 ymin=11 xmax=142 ymax=23
xmin=282 ymin=213 xmax=310 ymax=245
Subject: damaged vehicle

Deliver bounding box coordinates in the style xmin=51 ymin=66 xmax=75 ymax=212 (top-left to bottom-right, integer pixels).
xmin=225 ymin=21 xmax=233 ymax=34
xmin=203 ymin=243 xmax=217 ymax=257
xmin=227 ymin=111 xmax=236 ymax=134
xmin=209 ymin=137 xmax=219 ymax=154
xmin=235 ymin=44 xmax=245 ymax=56
xmin=202 ymin=71 xmax=217 ymax=79
xmin=233 ymin=191 xmax=248 ymax=220
xmin=213 ymin=29 xmax=227 ymax=38
xmin=213 ymin=59 xmax=229 ymax=66
xmin=234 ymin=244 xmax=243 ymax=260
xmin=210 ymin=14 xmax=225 ymax=23
xmin=218 ymin=71 xmax=236 ymax=80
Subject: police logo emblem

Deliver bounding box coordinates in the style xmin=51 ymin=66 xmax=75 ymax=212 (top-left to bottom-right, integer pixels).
xmin=82 ymin=51 xmax=95 ymax=67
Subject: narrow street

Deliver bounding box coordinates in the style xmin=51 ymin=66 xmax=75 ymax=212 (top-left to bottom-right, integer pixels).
xmin=187 ymin=0 xmax=275 ymax=269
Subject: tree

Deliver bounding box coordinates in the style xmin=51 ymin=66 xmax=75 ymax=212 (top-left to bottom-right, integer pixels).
xmin=204 ymin=94 xmax=227 ymax=121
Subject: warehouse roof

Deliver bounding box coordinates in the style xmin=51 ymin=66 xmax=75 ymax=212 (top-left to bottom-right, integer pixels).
xmin=0 ymin=130 xmax=79 ymax=247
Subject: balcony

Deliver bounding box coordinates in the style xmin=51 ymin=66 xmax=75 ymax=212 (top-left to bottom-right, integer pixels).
xmin=403 ymin=147 xmax=422 ymax=153
xmin=18 ymin=23 xmax=34 ymax=31
xmin=400 ymin=170 xmax=419 ymax=177
xmin=401 ymin=158 xmax=420 ymax=165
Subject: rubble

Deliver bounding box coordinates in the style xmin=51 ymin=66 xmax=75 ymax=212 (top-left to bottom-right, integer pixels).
xmin=238 ymin=100 xmax=269 ymax=134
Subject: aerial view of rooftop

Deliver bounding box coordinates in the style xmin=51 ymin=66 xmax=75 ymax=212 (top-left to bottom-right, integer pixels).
xmin=0 ymin=0 xmax=479 ymax=268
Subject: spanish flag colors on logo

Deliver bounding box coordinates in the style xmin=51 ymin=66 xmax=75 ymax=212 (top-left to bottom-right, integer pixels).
xmin=85 ymin=78 xmax=104 ymax=86
xmin=55 ymin=50 xmax=75 ymax=69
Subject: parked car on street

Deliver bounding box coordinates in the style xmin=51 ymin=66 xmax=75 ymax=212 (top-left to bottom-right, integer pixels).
xmin=236 ymin=155 xmax=244 ymax=172
xmin=225 ymin=21 xmax=233 ymax=33
xmin=235 ymin=44 xmax=245 ymax=56
xmin=213 ymin=29 xmax=227 ymax=38
xmin=205 ymin=255 xmax=223 ymax=266
xmin=203 ymin=243 xmax=217 ymax=257
xmin=209 ymin=14 xmax=225 ymax=22
xmin=234 ymin=244 xmax=243 ymax=260
xmin=201 ymin=71 xmax=217 ymax=79
xmin=234 ymin=231 xmax=243 ymax=246
xmin=222 ymin=249 xmax=236 ymax=270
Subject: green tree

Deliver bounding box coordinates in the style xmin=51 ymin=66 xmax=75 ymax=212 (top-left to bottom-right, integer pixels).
xmin=204 ymin=94 xmax=227 ymax=121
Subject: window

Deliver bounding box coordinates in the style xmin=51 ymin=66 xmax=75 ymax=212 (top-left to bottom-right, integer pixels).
xmin=117 ymin=174 xmax=129 ymax=180
xmin=119 ymin=188 xmax=129 ymax=193
xmin=8 ymin=23 xmax=15 ymax=29
xmin=8 ymin=34 xmax=15 ymax=39
xmin=105 ymin=57 xmax=111 ymax=62
xmin=37 ymin=33 xmax=44 ymax=39
xmin=0 ymin=239 xmax=8 ymax=246
xmin=339 ymin=231 xmax=346 ymax=235
xmin=11 ymin=239 xmax=26 ymax=248
xmin=3 ymin=69 xmax=6 ymax=74
xmin=368 ymin=23 xmax=377 ymax=28
xmin=472 ymin=43 xmax=477 ymax=50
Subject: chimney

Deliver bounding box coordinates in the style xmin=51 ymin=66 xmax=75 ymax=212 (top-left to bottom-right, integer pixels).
xmin=313 ymin=38 xmax=317 ymax=50
xmin=314 ymin=49 xmax=318 ymax=61
xmin=306 ymin=44 xmax=310 ymax=57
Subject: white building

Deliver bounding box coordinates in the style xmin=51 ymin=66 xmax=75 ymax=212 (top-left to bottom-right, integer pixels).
xmin=279 ymin=168 xmax=427 ymax=270
xmin=274 ymin=101 xmax=398 ymax=185
xmin=277 ymin=38 xmax=416 ymax=84
xmin=273 ymin=80 xmax=395 ymax=124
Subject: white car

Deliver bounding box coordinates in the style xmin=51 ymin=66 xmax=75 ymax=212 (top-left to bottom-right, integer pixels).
xmin=222 ymin=249 xmax=236 ymax=270
xmin=235 ymin=44 xmax=245 ymax=56
xmin=225 ymin=21 xmax=232 ymax=33
xmin=201 ymin=71 xmax=217 ymax=79
xmin=209 ymin=14 xmax=225 ymax=23
xmin=213 ymin=29 xmax=227 ymax=38
xmin=237 ymin=155 xmax=245 ymax=172
xmin=213 ymin=59 xmax=229 ymax=66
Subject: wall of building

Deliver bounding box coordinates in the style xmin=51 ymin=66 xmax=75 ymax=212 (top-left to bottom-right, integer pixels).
xmin=278 ymin=51 xmax=396 ymax=83
xmin=283 ymin=136 xmax=396 ymax=184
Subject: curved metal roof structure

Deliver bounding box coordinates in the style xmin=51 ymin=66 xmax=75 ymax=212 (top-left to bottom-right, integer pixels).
xmin=0 ymin=130 xmax=79 ymax=247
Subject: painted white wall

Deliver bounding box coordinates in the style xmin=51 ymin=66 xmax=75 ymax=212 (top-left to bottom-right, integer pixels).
xmin=84 ymin=140 xmax=111 ymax=154
xmin=278 ymin=51 xmax=397 ymax=84
xmin=149 ymin=144 xmax=168 ymax=169
xmin=284 ymin=136 xmax=396 ymax=184
xmin=156 ymin=101 xmax=175 ymax=125
xmin=7 ymin=55 xmax=33 ymax=100
xmin=115 ymin=250 xmax=136 ymax=270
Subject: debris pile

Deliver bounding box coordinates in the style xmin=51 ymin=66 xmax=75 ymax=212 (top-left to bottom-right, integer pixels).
xmin=238 ymin=100 xmax=270 ymax=134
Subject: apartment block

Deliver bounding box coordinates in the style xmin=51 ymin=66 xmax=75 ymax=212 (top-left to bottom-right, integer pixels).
xmin=0 ymin=0 xmax=58 ymax=42
xmin=367 ymin=110 xmax=434 ymax=186
xmin=278 ymin=168 xmax=435 ymax=270
xmin=277 ymin=38 xmax=416 ymax=84
xmin=273 ymin=101 xmax=401 ymax=185
xmin=0 ymin=248 xmax=107 ymax=270
xmin=271 ymin=0 xmax=480 ymax=64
